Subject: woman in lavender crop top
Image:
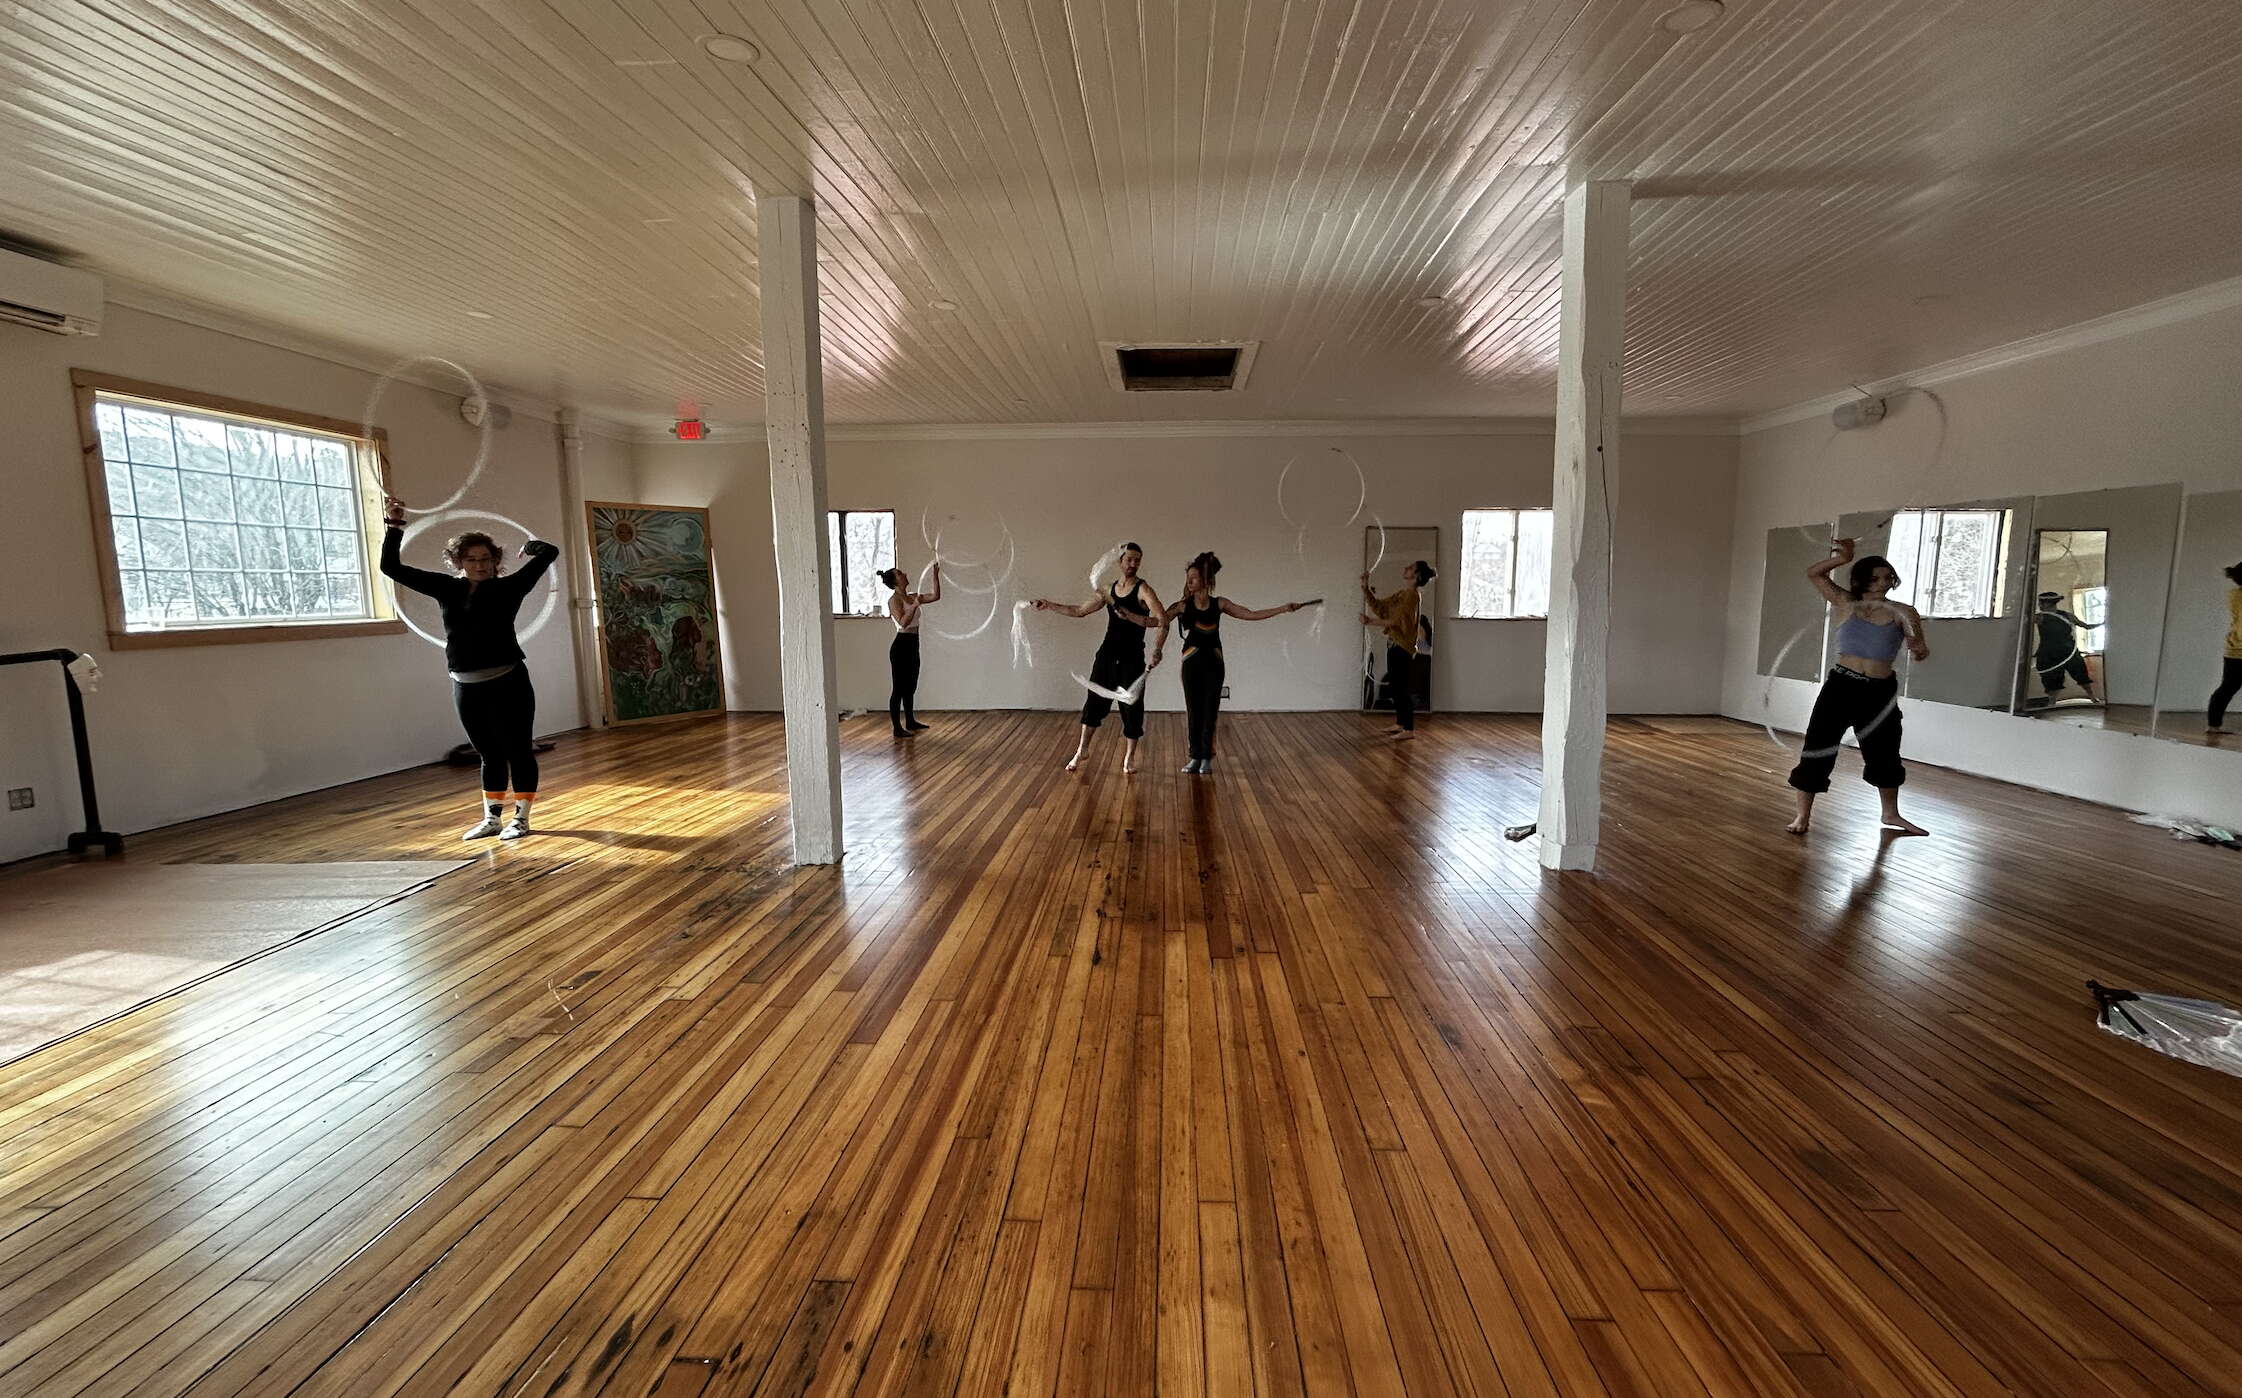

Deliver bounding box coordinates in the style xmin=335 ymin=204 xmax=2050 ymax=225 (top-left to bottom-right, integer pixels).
xmin=1785 ymin=536 xmax=1932 ymax=837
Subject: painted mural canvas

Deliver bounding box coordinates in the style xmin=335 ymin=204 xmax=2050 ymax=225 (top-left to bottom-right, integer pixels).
xmin=587 ymin=503 xmax=724 ymax=722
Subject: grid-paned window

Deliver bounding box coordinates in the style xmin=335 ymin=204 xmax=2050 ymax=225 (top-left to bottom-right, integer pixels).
xmin=75 ymin=372 xmax=397 ymax=648
xmin=827 ymin=509 xmax=896 ymax=617
xmin=1459 ymin=508 xmax=1553 ymax=619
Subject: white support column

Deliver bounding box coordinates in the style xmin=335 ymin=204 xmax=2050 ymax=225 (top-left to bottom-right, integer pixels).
xmin=1537 ymin=180 xmax=1630 ymax=872
xmin=758 ymin=194 xmax=844 ymax=865
xmin=554 ymin=408 xmax=604 ymax=731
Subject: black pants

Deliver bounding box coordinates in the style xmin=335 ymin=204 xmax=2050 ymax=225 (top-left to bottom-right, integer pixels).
xmin=1182 ymin=650 xmax=1225 ymax=760
xmin=889 ymin=632 xmax=921 ymax=730
xmin=2212 ymin=657 xmax=2242 ymax=727
xmin=454 ymin=664 xmax=537 ymax=794
xmin=2037 ymin=648 xmax=2091 ymax=696
xmin=1386 ymin=645 xmax=1416 ymax=730
xmin=1788 ymin=668 xmax=1903 ymax=793
xmin=1079 ymin=643 xmax=1148 ymax=740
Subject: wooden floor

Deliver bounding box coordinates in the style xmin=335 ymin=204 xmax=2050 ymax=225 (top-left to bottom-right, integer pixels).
xmin=4 ymin=711 xmax=2242 ymax=1398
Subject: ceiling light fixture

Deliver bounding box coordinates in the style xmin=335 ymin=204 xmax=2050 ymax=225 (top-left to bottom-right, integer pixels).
xmin=1656 ymin=0 xmax=1725 ymax=34
xmin=931 ymin=298 xmax=960 ymax=311
xmin=1414 ymin=295 xmax=1445 ymax=308
xmin=464 ymin=310 xmax=494 ymax=320
xmin=699 ymin=34 xmax=761 ymax=64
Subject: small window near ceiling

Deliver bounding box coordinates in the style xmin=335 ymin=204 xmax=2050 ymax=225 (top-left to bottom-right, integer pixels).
xmin=1458 ymin=508 xmax=1554 ymax=619
xmin=827 ymin=509 xmax=896 ymax=617
xmin=72 ymin=371 xmax=401 ymax=649
xmin=1884 ymin=508 xmax=2011 ymax=618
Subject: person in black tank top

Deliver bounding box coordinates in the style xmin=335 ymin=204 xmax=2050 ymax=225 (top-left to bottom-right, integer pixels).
xmin=1033 ymin=543 xmax=1166 ymax=773
xmin=1157 ymin=552 xmax=1322 ymax=774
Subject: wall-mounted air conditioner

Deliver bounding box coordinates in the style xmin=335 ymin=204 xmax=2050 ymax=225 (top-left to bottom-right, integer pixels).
xmin=0 ymin=246 xmax=103 ymax=335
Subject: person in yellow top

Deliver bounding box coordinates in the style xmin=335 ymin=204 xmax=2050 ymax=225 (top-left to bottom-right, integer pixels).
xmin=2210 ymin=561 xmax=2242 ymax=734
xmin=1361 ymin=560 xmax=1435 ymax=738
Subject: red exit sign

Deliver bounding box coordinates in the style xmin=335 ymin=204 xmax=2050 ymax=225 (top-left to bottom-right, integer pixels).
xmin=672 ymin=418 xmax=706 ymax=441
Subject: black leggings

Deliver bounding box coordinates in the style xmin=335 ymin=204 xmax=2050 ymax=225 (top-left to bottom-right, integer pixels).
xmin=1079 ymin=644 xmax=1148 ymax=740
xmin=889 ymin=633 xmax=921 ymax=729
xmin=1788 ymin=668 xmax=1904 ymax=793
xmin=1182 ymin=650 xmax=1226 ymax=760
xmin=1386 ymin=644 xmax=1416 ymax=730
xmin=2212 ymin=657 xmax=2242 ymax=728
xmin=454 ymin=664 xmax=537 ymax=794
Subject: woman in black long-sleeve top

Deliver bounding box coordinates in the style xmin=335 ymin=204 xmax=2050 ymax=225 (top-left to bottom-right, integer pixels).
xmin=378 ymin=495 xmax=559 ymax=841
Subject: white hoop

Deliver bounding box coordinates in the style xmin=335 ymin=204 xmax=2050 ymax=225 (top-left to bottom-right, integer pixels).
xmin=361 ymin=357 xmax=494 ymax=516
xmin=390 ymin=509 xmax=558 ymax=649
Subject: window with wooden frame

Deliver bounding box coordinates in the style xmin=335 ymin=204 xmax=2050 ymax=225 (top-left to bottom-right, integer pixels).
xmin=826 ymin=508 xmax=896 ymax=618
xmin=72 ymin=371 xmax=403 ymax=649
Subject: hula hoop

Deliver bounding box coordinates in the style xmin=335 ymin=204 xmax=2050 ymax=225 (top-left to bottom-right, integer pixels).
xmin=361 ymin=357 xmax=494 ymax=516
xmin=391 ymin=509 xmax=558 ymax=648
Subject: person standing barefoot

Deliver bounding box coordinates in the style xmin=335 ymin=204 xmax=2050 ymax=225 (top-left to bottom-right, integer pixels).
xmin=1787 ymin=537 xmax=1930 ymax=837
xmin=1034 ymin=543 xmax=1164 ymax=774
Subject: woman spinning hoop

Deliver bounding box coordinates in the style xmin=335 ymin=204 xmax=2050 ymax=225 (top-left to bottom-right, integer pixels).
xmin=380 ymin=496 xmax=559 ymax=841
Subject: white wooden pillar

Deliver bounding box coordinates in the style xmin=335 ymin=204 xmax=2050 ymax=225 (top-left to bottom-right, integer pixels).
xmin=759 ymin=194 xmax=843 ymax=865
xmin=1537 ymin=180 xmax=1630 ymax=872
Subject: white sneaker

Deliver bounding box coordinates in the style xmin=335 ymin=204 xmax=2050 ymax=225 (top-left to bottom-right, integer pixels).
xmin=499 ymin=816 xmax=531 ymax=841
xmin=463 ymin=815 xmax=503 ymax=840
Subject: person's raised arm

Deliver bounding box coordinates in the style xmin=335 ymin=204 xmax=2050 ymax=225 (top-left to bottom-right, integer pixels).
xmin=512 ymin=538 xmax=561 ymax=589
xmin=921 ymin=562 xmax=941 ymax=605
xmin=1807 ymin=536 xmax=1854 ymax=605
xmin=1221 ymin=597 xmax=1321 ymax=622
xmin=377 ymin=497 xmax=452 ymax=597
xmin=1033 ymin=591 xmax=1106 ymax=618
xmin=1360 ymin=570 xmax=1379 ymax=604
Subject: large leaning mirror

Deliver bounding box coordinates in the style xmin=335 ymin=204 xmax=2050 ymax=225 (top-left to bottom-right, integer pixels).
xmin=1757 ymin=523 xmax=1831 ymax=680
xmin=1362 ymin=525 xmax=1437 ymax=713
xmin=2154 ymin=488 xmax=2242 ymax=747
xmin=2012 ymin=484 xmax=2180 ymax=735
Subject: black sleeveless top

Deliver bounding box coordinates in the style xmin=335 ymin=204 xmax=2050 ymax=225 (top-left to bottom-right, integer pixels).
xmin=1178 ymin=594 xmax=1222 ymax=655
xmin=1102 ymin=579 xmax=1150 ymax=650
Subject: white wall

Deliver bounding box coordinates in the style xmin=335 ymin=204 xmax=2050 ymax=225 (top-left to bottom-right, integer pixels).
xmin=635 ymin=429 xmax=1738 ymax=717
xmin=1723 ymin=296 xmax=2242 ymax=824
xmin=0 ymin=304 xmax=630 ymax=862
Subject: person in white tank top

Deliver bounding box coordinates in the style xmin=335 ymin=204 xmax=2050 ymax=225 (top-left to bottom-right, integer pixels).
xmin=882 ymin=564 xmax=939 ymax=735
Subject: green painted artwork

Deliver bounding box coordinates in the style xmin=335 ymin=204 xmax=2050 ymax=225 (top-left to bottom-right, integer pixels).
xmin=588 ymin=503 xmax=724 ymax=721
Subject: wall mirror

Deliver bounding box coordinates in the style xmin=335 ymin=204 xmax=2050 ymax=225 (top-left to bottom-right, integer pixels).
xmin=2010 ymin=484 xmax=2180 ymax=736
xmin=1363 ymin=525 xmax=1436 ymax=713
xmin=2153 ymin=488 xmax=2242 ymax=747
xmin=1887 ymin=496 xmax=2034 ymax=710
xmin=1757 ymin=523 xmax=1831 ymax=680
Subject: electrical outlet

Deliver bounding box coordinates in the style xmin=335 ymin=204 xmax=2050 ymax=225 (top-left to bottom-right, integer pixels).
xmin=1221 ymin=686 xmax=1230 ymax=699
xmin=6 ymin=787 xmax=32 ymax=811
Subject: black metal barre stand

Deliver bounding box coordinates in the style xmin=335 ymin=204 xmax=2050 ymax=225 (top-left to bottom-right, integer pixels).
xmin=0 ymin=648 xmax=123 ymax=855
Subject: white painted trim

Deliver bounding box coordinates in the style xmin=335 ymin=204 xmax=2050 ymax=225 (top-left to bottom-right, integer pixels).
xmin=625 ymin=415 xmax=1737 ymax=445
xmin=103 ymin=282 xmax=639 ymax=442
xmin=1740 ymin=273 xmax=2242 ymax=435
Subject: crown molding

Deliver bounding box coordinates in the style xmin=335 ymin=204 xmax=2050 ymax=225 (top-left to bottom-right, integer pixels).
xmin=102 ymin=283 xmax=638 ymax=442
xmin=627 ymin=414 xmax=1738 ymax=446
xmin=1739 ymin=273 xmax=2242 ymax=436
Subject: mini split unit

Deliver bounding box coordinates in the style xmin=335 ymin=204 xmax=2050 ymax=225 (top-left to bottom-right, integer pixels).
xmin=0 ymin=245 xmax=104 ymax=336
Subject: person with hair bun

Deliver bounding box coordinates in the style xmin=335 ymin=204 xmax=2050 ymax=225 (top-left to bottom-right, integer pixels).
xmin=1157 ymin=551 xmax=1320 ymax=774
xmin=379 ymin=495 xmax=559 ymax=840
xmin=1361 ymin=559 xmax=1436 ymax=738
xmin=881 ymin=561 xmax=941 ymax=736
xmin=1786 ymin=536 xmax=1930 ymax=836
xmin=1034 ymin=542 xmax=1164 ymax=773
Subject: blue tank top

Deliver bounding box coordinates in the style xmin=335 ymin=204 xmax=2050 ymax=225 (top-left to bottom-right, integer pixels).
xmin=1834 ymin=612 xmax=1904 ymax=663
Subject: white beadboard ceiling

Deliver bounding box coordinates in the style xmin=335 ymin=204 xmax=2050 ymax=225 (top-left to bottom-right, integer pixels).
xmin=4 ymin=0 xmax=2241 ymax=430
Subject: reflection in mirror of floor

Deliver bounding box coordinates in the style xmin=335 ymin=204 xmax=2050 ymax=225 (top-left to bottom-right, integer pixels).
xmin=3 ymin=711 xmax=2240 ymax=1397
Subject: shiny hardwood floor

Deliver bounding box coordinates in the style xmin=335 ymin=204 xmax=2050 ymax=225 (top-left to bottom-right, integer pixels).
xmin=3 ymin=710 xmax=2241 ymax=1398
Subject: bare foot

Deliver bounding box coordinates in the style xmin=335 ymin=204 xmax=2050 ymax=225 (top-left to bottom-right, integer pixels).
xmin=1881 ymin=815 xmax=1930 ymax=836
xmin=1064 ymin=756 xmax=1081 ymax=772
xmin=1784 ymin=819 xmax=1809 ymax=836
xmin=1394 ymin=729 xmax=1416 ymax=741
xmin=1122 ymin=758 xmax=1137 ymax=774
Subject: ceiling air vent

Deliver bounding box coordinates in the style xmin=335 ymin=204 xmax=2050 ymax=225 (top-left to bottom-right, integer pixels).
xmin=1101 ymin=340 xmax=1259 ymax=392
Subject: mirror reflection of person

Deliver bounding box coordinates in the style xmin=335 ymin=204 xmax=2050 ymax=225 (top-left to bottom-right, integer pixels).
xmin=1786 ymin=537 xmax=1930 ymax=837
xmin=2032 ymin=591 xmax=2103 ymax=705
xmin=2211 ymin=561 xmax=2242 ymax=735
